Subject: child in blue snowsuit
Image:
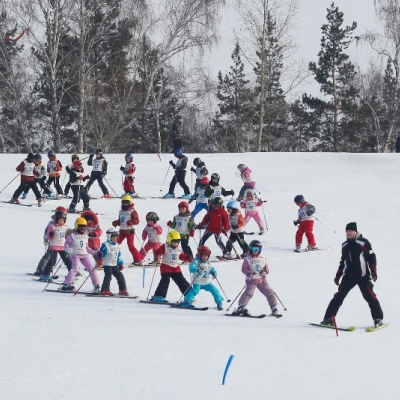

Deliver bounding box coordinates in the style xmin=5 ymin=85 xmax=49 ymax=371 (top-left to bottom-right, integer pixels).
xmin=190 ymin=176 xmax=210 ymax=219
xmin=180 ymin=246 xmax=224 ymax=310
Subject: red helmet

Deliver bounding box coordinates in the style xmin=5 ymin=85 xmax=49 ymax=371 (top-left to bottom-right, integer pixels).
xmin=178 ymin=201 xmax=189 ymax=211
xmin=197 ymin=246 xmax=211 ymax=259
xmin=73 ymin=160 xmax=82 ymax=169
xmin=200 ymin=177 xmax=209 ymax=185
xmin=55 ymin=206 xmax=68 ymax=214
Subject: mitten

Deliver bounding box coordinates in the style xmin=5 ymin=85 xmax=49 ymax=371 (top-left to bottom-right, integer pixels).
xmin=211 ymin=271 xmax=218 ymax=278
xmin=306 ymin=210 xmax=314 ymax=216
xmin=293 ymin=219 xmax=300 ymax=226
xmin=127 ymin=220 xmax=133 ymax=226
xmin=120 ymin=166 xmax=125 ymax=172
xmin=88 ymin=232 xmax=96 ymax=237
xmin=188 ymin=198 xmax=193 ymax=204
xmin=169 ymin=160 xmax=175 ymax=167
xmin=260 ymin=270 xmax=267 ymax=278
xmin=191 ymin=167 xmax=196 ymax=173
xmin=43 ymin=239 xmax=49 ymax=246
xmin=167 ymin=220 xmax=172 ymax=227
xmin=222 ymin=229 xmax=227 ymax=236
xmin=84 ymin=175 xmax=90 ymax=180
xmin=231 ymin=224 xmax=238 ymax=229
xmin=119 ymin=265 xmax=124 ymax=271
xmin=189 ymin=230 xmax=194 ymax=237
xmin=112 ymin=220 xmax=119 ymax=227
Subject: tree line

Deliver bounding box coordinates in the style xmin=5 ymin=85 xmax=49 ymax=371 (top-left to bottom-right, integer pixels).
xmin=0 ymin=0 xmax=399 ymax=154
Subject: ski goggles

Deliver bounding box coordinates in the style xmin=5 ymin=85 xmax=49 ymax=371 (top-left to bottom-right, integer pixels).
xmin=250 ymin=245 xmax=261 ymax=252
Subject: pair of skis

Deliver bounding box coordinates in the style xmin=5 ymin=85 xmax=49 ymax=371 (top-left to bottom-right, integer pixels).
xmin=309 ymin=322 xmax=389 ymax=332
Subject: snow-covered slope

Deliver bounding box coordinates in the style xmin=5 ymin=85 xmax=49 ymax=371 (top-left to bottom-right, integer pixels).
xmin=0 ymin=152 xmax=399 ymax=400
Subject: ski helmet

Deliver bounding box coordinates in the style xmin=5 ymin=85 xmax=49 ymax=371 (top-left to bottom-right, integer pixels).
xmin=95 ymin=149 xmax=102 ymax=155
xmin=27 ymin=153 xmax=35 ymax=162
xmin=211 ymin=172 xmax=220 ymax=181
xmin=178 ymin=201 xmax=189 ymax=211
xmin=237 ymin=163 xmax=247 ymax=171
xmin=167 ymin=230 xmax=181 ymax=246
xmin=71 ymin=153 xmax=79 ymax=161
xmin=125 ymin=152 xmax=133 ymax=161
xmin=249 ymin=240 xmax=262 ymax=254
xmin=74 ymin=217 xmax=87 ymax=232
xmin=47 ymin=150 xmax=56 ymax=158
xmin=174 ymin=148 xmax=183 ymax=158
xmin=55 ymin=206 xmax=68 ymax=214
xmin=34 ymin=153 xmax=42 ymax=161
xmin=121 ymin=194 xmax=133 ymax=210
xmin=193 ymin=157 xmax=201 ymax=166
xmin=54 ymin=210 xmax=67 ymax=221
xmin=197 ymin=245 xmax=211 ymax=259
xmin=245 ymin=189 xmax=255 ymax=198
xmin=227 ymin=200 xmax=240 ymax=210
xmin=213 ymin=197 xmax=223 ymax=206
xmin=146 ymin=211 xmax=159 ymax=222
xmin=106 ymin=227 xmax=119 ymax=241
xmin=200 ymin=177 xmax=210 ymax=185
xmin=294 ymin=194 xmax=305 ymax=203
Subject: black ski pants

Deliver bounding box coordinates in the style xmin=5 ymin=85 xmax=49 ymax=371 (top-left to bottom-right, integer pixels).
xmin=13 ymin=180 xmax=42 ymax=200
xmin=86 ymin=171 xmax=109 ymax=195
xmin=226 ymin=232 xmax=249 ymax=254
xmin=154 ymin=272 xmax=190 ymax=299
xmin=324 ymin=275 xmax=383 ymax=320
xmin=168 ymin=170 xmax=190 ymax=195
xmin=43 ymin=250 xmax=72 ymax=275
xmin=101 ymin=266 xmax=127 ymax=292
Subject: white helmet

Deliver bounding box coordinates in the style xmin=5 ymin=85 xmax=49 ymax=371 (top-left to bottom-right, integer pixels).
xmin=106 ymin=228 xmax=119 ymax=241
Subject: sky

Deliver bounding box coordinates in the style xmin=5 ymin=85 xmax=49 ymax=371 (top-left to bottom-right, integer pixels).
xmin=208 ymin=0 xmax=381 ymax=98
xmin=0 ymin=151 xmax=399 ymax=399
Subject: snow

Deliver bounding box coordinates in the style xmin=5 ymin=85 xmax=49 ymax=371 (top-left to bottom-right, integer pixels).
xmin=0 ymin=152 xmax=399 ymax=400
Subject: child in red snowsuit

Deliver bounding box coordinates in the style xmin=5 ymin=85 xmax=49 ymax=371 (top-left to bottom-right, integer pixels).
xmin=293 ymin=194 xmax=316 ymax=252
xmin=120 ymin=152 xmax=137 ymax=196
xmin=197 ymin=197 xmax=230 ymax=258
xmin=137 ymin=212 xmax=163 ymax=266
xmin=112 ymin=195 xmax=141 ymax=265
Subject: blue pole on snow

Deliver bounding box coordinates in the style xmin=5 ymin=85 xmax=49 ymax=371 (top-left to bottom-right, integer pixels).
xmin=142 ymin=268 xmax=146 ymax=289
xmin=222 ymin=354 xmax=235 ymax=385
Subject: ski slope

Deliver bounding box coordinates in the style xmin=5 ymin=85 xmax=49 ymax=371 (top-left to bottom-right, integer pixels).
xmin=0 ymin=152 xmax=399 ymax=400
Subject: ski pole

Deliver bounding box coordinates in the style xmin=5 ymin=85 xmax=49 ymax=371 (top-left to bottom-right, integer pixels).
xmin=73 ymin=265 xmax=97 ymax=296
xmin=146 ymin=260 xmax=159 ymax=300
xmin=160 ymin=165 xmax=171 ymax=193
xmin=314 ymin=216 xmax=337 ymax=234
xmin=224 ymin=233 xmax=240 ymax=259
xmin=0 ymin=172 xmax=20 ymax=194
xmin=104 ymin=177 xmax=119 ymax=197
xmin=226 ymin=284 xmax=246 ymax=312
xmin=274 ymin=291 xmax=287 ymax=311
xmin=42 ymin=258 xmax=63 ymax=292
xmin=260 ymin=201 xmax=269 ymax=231
xmin=176 ymin=270 xmax=202 ymax=303
xmin=214 ymin=277 xmax=231 ymax=302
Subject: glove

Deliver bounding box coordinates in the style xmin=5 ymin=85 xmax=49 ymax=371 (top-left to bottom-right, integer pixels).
xmin=211 ymin=271 xmax=217 ymax=278
xmin=189 ymin=230 xmax=194 ymax=237
xmin=169 ymin=160 xmax=175 ymax=167
xmin=260 ymin=270 xmax=267 ymax=278
xmin=188 ymin=198 xmax=193 ymax=204
xmin=222 ymin=229 xmax=227 ymax=236
xmin=112 ymin=220 xmax=119 ymax=227
xmin=129 ymin=228 xmax=135 ymax=234
xmin=228 ymin=190 xmax=234 ymax=196
xmin=48 ymin=231 xmax=54 ymax=238
xmin=88 ymin=232 xmax=96 ymax=237
xmin=120 ymin=166 xmax=125 ymax=172
xmin=370 ymin=267 xmax=378 ymax=282
xmin=306 ymin=210 xmax=314 ymax=216
xmin=293 ymin=220 xmax=300 ymax=226
xmin=195 ymin=225 xmax=203 ymax=230
xmin=43 ymin=239 xmax=49 ymax=246
xmin=119 ymin=265 xmax=124 ymax=271
xmin=191 ymin=167 xmax=196 ymax=173
xmin=334 ymin=275 xmax=341 ymax=286
xmin=127 ymin=220 xmax=133 ymax=226
xmin=167 ymin=220 xmax=172 ymax=227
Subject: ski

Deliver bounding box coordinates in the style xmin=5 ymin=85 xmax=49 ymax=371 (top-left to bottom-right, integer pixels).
xmin=170 ymin=304 xmax=208 ymax=311
xmin=308 ymin=322 xmax=356 ymax=331
xmin=32 ymin=279 xmax=62 ymax=285
xmin=243 ymin=232 xmax=255 ymax=235
xmin=85 ymin=294 xmax=139 ymax=299
xmin=225 ymin=313 xmax=266 ymax=319
xmin=27 ymin=273 xmax=59 ymax=279
xmin=1 ymin=201 xmax=32 ymax=207
xmin=365 ymin=323 xmax=389 ymax=332
xmin=215 ymin=256 xmax=241 ymax=262
xmin=295 ymin=248 xmax=322 ymax=253
xmin=127 ymin=263 xmax=158 ymax=268
xmin=139 ymin=299 xmax=177 ymax=306
xmin=44 ymin=288 xmax=94 ymax=295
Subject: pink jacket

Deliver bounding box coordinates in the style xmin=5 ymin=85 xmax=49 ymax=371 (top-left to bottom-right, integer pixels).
xmin=240 ymin=167 xmax=256 ymax=188
xmin=242 ymin=254 xmax=269 ymax=284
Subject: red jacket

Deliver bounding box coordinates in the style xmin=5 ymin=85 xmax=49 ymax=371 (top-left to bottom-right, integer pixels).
xmin=199 ymin=206 xmax=230 ymax=234
xmin=81 ymin=210 xmax=102 ymax=250
xmin=154 ymin=244 xmax=192 ymax=273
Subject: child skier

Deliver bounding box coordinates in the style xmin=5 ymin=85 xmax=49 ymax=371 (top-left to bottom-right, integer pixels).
xmin=112 ymin=195 xmax=141 ymax=266
xmin=96 ymin=228 xmax=129 ymax=296
xmin=136 ymin=212 xmax=163 ymax=266
xmin=197 ymin=197 xmax=230 ymax=259
xmin=232 ymin=240 xmax=281 ymax=317
xmin=240 ymin=189 xmax=266 ymax=235
xmin=204 ymin=172 xmax=234 ymax=208
xmin=22 ymin=153 xmax=52 ymax=199
xmin=190 ymin=157 xmax=208 ymax=191
xmin=293 ymin=194 xmax=316 ymax=252
xmin=39 ymin=208 xmax=72 ymax=282
xmin=190 ymin=176 xmax=210 ymax=219
xmin=120 ymin=152 xmax=137 ymax=197
xmin=9 ymin=153 xmax=43 ymax=206
xmin=86 ymin=149 xmax=110 ymax=198
xmin=64 ymin=154 xmax=80 ymax=198
xmin=68 ymin=160 xmax=91 ymax=213
xmin=163 ymin=148 xmax=191 ymax=199
xmin=81 ymin=209 xmax=102 ymax=250
xmin=225 ymin=200 xmax=249 ymax=258
xmin=180 ymin=246 xmax=224 ymax=310
xmin=61 ymin=217 xmax=100 ymax=292
xmin=47 ymin=151 xmax=64 ymax=197
xmin=167 ymin=201 xmax=195 ymax=258
xmin=236 ymin=164 xmax=256 ymax=201
xmin=150 ymin=230 xmax=192 ymax=303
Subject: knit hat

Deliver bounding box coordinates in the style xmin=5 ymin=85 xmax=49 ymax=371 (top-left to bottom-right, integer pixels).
xmin=345 ymin=222 xmax=357 ymax=232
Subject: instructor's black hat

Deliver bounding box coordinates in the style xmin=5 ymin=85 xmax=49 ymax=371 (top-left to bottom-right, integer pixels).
xmin=346 ymin=222 xmax=357 ymax=232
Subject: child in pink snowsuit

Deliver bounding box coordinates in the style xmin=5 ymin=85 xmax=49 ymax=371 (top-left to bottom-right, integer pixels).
xmin=61 ymin=217 xmax=100 ymax=292
xmin=138 ymin=212 xmax=163 ymax=266
xmin=240 ymin=190 xmax=266 ymax=235
xmin=237 ymin=164 xmax=256 ymax=200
